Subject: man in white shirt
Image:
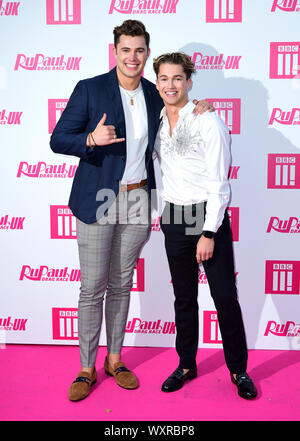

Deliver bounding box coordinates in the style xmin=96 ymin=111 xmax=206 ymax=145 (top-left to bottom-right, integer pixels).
xmin=153 ymin=52 xmax=257 ymax=399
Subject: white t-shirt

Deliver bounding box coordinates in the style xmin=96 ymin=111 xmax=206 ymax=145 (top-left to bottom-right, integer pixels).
xmin=119 ymin=83 xmax=148 ymax=184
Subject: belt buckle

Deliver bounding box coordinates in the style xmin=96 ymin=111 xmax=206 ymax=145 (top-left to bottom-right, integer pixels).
xmin=120 ymin=180 xmax=146 ymax=192
xmin=120 ymin=183 xmax=127 ymax=192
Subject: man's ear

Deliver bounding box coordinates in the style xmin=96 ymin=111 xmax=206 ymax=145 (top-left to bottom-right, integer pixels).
xmin=187 ymin=78 xmax=192 ymax=91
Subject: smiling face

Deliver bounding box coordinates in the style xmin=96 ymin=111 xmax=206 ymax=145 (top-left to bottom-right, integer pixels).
xmin=156 ymin=63 xmax=192 ymax=108
xmin=113 ymin=34 xmax=150 ymax=86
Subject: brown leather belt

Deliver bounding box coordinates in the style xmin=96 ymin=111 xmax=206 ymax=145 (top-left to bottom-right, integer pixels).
xmin=119 ymin=179 xmax=147 ymax=192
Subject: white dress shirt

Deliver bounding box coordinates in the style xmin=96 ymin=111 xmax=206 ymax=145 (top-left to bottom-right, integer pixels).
xmin=119 ymin=83 xmax=148 ymax=184
xmin=154 ymin=101 xmax=231 ymax=232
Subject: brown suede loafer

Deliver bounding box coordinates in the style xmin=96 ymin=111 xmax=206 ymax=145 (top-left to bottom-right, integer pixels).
xmin=68 ymin=369 xmax=97 ymax=401
xmin=104 ymin=357 xmax=138 ymax=389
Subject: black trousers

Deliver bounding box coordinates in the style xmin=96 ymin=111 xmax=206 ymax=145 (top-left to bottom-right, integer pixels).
xmin=160 ymin=203 xmax=248 ymax=374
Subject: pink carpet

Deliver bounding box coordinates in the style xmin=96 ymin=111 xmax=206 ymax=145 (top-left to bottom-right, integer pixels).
xmin=1 ymin=344 xmax=300 ymax=421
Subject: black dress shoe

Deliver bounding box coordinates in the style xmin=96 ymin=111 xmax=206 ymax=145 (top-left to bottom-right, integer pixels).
xmin=231 ymin=373 xmax=257 ymax=399
xmin=161 ymin=367 xmax=197 ymax=392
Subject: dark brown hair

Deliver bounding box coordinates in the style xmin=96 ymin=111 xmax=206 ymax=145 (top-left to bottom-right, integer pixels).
xmin=153 ymin=52 xmax=195 ymax=80
xmin=113 ymin=20 xmax=150 ymax=49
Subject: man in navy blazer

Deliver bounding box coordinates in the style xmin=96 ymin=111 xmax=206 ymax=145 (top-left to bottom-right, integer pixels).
xmin=50 ymin=20 xmax=213 ymax=401
xmin=50 ymin=62 xmax=162 ymax=225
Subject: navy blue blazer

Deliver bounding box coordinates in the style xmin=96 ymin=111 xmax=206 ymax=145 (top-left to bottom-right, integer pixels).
xmin=50 ymin=67 xmax=163 ymax=224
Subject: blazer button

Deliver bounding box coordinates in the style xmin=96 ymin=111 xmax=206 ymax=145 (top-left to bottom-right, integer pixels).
xmin=121 ymin=157 xmax=125 ymax=162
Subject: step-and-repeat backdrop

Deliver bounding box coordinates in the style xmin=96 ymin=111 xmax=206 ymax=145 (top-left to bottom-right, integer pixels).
xmin=1 ymin=0 xmax=300 ymax=352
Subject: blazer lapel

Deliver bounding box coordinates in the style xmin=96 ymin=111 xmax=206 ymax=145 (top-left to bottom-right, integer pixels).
xmin=141 ymin=77 xmax=156 ymax=152
xmin=106 ymin=69 xmax=156 ymax=152
xmin=107 ymin=67 xmax=126 ymax=139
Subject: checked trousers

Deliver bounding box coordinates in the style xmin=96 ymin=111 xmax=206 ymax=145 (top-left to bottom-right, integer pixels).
xmin=76 ymin=186 xmax=150 ymax=367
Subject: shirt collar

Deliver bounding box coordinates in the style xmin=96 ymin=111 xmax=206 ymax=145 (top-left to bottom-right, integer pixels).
xmin=159 ymin=100 xmax=196 ymax=119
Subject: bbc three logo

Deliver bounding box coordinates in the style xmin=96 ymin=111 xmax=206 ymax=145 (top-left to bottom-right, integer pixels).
xmin=46 ymin=0 xmax=81 ymax=24
xmin=265 ymin=261 xmax=300 ymax=295
xmin=50 ymin=206 xmax=76 ymax=239
xmin=270 ymin=42 xmax=300 ymax=79
xmin=206 ymin=99 xmax=241 ymax=134
xmin=206 ymin=0 xmax=242 ymax=22
xmin=52 ymin=308 xmax=78 ymax=340
xmin=267 ymin=154 xmax=300 ymax=189
xmin=48 ymin=99 xmax=69 ymax=133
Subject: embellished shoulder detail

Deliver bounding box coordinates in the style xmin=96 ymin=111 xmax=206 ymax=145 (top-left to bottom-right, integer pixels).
xmin=161 ymin=113 xmax=203 ymax=157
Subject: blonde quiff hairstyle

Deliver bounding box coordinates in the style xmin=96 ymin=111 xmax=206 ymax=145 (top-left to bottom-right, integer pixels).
xmin=153 ymin=52 xmax=196 ymax=80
